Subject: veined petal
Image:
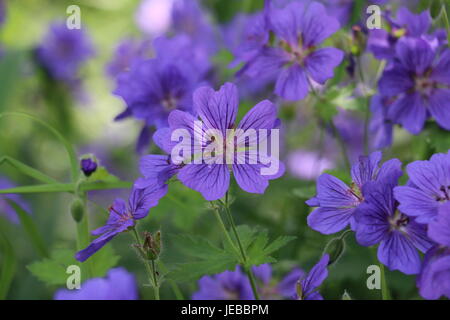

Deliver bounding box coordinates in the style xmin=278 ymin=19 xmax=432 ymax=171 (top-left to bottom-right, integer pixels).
xmin=307 ymin=207 xmax=354 ymax=235
xmin=305 ymin=48 xmax=344 ymax=84
xmin=275 ymin=65 xmax=309 ymax=101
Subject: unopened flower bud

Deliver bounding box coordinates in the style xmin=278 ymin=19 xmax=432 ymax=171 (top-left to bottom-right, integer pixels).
xmin=70 ymin=198 xmax=84 ymax=222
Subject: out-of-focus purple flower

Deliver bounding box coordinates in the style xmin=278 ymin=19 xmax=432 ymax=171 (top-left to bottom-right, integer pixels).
xmin=106 ymin=38 xmax=153 ymax=79
xmin=287 ymin=150 xmax=334 ymax=181
xmin=80 ymin=158 xmax=98 ymax=177
xmin=113 ymin=35 xmax=209 ymax=153
xmin=239 ymin=1 xmax=344 ymax=101
xmin=252 ymin=264 xmax=304 ymax=299
xmin=54 ymin=267 xmax=138 ymax=300
xmin=35 ymin=22 xmax=94 ymax=82
xmin=145 ymin=82 xmax=284 ymax=201
xmin=171 ymin=0 xmax=217 ymax=54
xmin=135 ymin=0 xmax=175 ymax=36
xmin=369 ymin=95 xmax=394 ymax=150
xmin=295 ymin=254 xmax=329 ymax=300
xmin=417 ymin=245 xmax=450 ymax=300
xmin=75 ymin=186 xmax=167 ymax=262
xmin=377 ymin=37 xmax=450 ymax=134
xmin=394 ymin=150 xmax=450 ymax=224
xmin=368 ymin=8 xmax=434 ymax=61
xmin=355 ymin=181 xmax=433 ymax=274
xmin=192 ymin=266 xmax=254 ymax=300
xmin=332 ymin=108 xmax=364 ymax=163
xmin=307 ymin=151 xmax=402 ymax=234
xmin=0 ymin=178 xmax=31 ymax=224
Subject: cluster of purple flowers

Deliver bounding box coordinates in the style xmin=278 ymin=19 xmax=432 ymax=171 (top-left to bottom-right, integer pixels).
xmin=307 ymin=150 xmax=450 ymax=299
xmin=193 ymin=255 xmax=328 ymax=300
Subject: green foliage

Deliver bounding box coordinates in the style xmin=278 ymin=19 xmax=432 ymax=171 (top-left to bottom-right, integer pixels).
xmin=169 ymin=225 xmax=295 ymax=282
xmin=86 ymin=166 xmax=119 ymax=183
xmin=0 ymin=231 xmax=16 ymax=299
xmin=27 ymin=246 xmax=119 ymax=286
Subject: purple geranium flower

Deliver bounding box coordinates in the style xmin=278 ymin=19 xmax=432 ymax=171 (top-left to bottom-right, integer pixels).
xmin=307 ymin=151 xmax=402 ymax=234
xmin=80 ymin=158 xmax=97 ymax=177
xmin=378 ymin=37 xmax=450 ymax=134
xmin=394 ymin=150 xmax=450 ymax=224
xmin=106 ymin=38 xmax=152 ymax=79
xmin=428 ymin=202 xmax=450 ymax=247
xmin=252 ymin=264 xmax=304 ymax=299
xmin=417 ymin=245 xmax=450 ymax=300
xmin=76 ymin=185 xmax=167 ymax=262
xmin=295 ymin=254 xmax=329 ymax=300
xmin=239 ymin=1 xmax=344 ymax=101
xmin=192 ymin=266 xmax=254 ymax=300
xmin=0 ymin=178 xmax=31 ymax=224
xmin=368 ymin=8 xmax=435 ymax=61
xmin=368 ymin=94 xmax=394 ymax=150
xmin=355 ymin=181 xmax=433 ymax=274
xmin=140 ymin=82 xmax=284 ymax=201
xmin=54 ymin=267 xmax=138 ymax=300
xmin=35 ymin=22 xmax=94 ymax=82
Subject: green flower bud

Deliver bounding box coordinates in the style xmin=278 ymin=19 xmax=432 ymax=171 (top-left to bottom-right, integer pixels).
xmin=70 ymin=198 xmax=84 ymax=222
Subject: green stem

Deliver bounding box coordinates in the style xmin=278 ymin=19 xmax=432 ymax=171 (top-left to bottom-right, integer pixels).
xmin=75 ymin=193 xmax=93 ymax=280
xmin=211 ymin=205 xmax=240 ymax=257
xmin=379 ymin=262 xmax=391 ymax=300
xmin=131 ymin=228 xmax=160 ymax=300
xmin=223 ymin=193 xmax=260 ymax=300
xmin=0 ymin=181 xmax=133 ymax=194
xmin=157 ymin=261 xmax=184 ymax=300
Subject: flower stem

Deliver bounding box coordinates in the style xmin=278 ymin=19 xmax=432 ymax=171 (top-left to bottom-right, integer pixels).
xmin=131 ymin=228 xmax=160 ymax=300
xmin=379 ymin=262 xmax=391 ymax=300
xmin=223 ymin=192 xmax=261 ymax=300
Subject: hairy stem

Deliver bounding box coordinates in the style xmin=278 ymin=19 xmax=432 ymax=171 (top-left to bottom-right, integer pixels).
xmin=131 ymin=228 xmax=160 ymax=300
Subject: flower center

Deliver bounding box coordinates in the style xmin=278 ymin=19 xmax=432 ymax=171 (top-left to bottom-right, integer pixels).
xmin=161 ymin=95 xmax=178 ymax=111
xmin=389 ymin=210 xmax=409 ymax=232
xmin=436 ymin=185 xmax=450 ymax=202
xmin=414 ymin=75 xmax=436 ymax=96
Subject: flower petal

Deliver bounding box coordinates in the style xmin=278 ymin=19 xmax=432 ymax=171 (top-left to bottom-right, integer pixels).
xmin=305 ymin=48 xmax=344 ymax=84
xmin=275 ymin=65 xmax=309 ymax=101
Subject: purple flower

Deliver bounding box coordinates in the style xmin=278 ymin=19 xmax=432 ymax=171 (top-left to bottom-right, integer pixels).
xmin=307 ymin=151 xmax=402 ymax=234
xmin=368 ymin=8 xmax=434 ymax=61
xmin=54 ymin=267 xmax=138 ymax=300
xmin=417 ymin=245 xmax=450 ymax=300
xmin=252 ymin=264 xmax=304 ymax=299
xmin=75 ymin=185 xmax=167 ymax=262
xmin=368 ymin=95 xmax=394 ymax=150
xmin=295 ymin=254 xmax=329 ymax=300
xmin=394 ymin=150 xmax=450 ymax=224
xmin=142 ymin=82 xmax=284 ymax=201
xmin=428 ymin=202 xmax=450 ymax=247
xmin=287 ymin=150 xmax=334 ymax=181
xmin=106 ymin=38 xmax=152 ymax=79
xmin=0 ymin=178 xmax=31 ymax=224
xmin=355 ymin=181 xmax=433 ymax=274
xmin=36 ymin=22 xmax=94 ymax=82
xmin=80 ymin=158 xmax=97 ymax=177
xmin=192 ymin=266 xmax=254 ymax=300
xmin=239 ymin=1 xmax=344 ymax=101
xmin=377 ymin=37 xmax=450 ymax=134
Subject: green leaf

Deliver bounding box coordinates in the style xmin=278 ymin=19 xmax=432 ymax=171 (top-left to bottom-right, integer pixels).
xmin=27 ymin=248 xmax=78 ymax=286
xmin=246 ymin=231 xmax=296 ymax=267
xmin=169 ymin=234 xmax=236 ymax=282
xmin=0 ymin=232 xmax=17 ymax=299
xmin=6 ymin=200 xmax=49 ymax=258
xmin=27 ymin=245 xmax=120 ymax=286
xmin=89 ymin=245 xmax=120 ymax=278
xmin=87 ymin=166 xmax=119 ymax=183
